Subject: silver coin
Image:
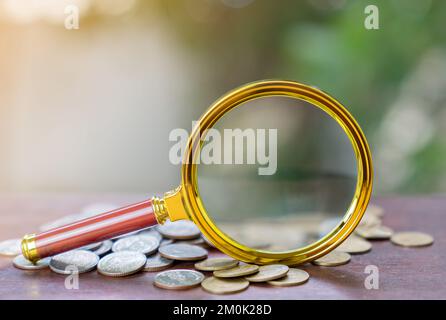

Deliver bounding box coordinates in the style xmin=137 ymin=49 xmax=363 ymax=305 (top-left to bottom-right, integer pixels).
xmin=0 ymin=238 xmax=22 ymax=256
xmin=80 ymin=203 xmax=117 ymax=218
xmin=13 ymin=255 xmax=51 ymax=271
xmin=138 ymin=228 xmax=163 ymax=242
xmin=112 ymin=235 xmax=159 ymax=255
xmin=160 ymin=239 xmax=175 ymax=247
xmin=93 ymin=240 xmax=113 ymax=256
xmin=98 ymin=251 xmax=147 ymax=277
xmin=111 ymin=230 xmax=140 ymax=241
xmin=202 ymin=235 xmax=215 ymax=248
xmin=49 ymin=250 xmax=99 ymax=275
xmin=144 ymin=253 xmax=174 ymax=272
xmin=80 ymin=242 xmax=103 ymax=251
xmin=39 ymin=214 xmax=81 ymax=232
xmin=177 ymin=237 xmax=206 ymax=246
xmin=154 ymin=269 xmax=204 ymax=290
xmin=159 ymin=243 xmax=208 ymax=261
xmin=157 ymin=220 xmax=201 ymax=240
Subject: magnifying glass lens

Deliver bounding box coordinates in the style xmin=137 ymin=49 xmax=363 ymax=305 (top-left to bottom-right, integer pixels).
xmin=197 ymin=96 xmax=357 ymax=252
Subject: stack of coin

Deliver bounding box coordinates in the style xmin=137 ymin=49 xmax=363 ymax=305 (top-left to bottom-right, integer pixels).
xmin=349 ymin=204 xmax=434 ymax=250
xmin=0 ymin=203 xmax=434 ymax=295
xmin=311 ymin=204 xmax=434 ymax=267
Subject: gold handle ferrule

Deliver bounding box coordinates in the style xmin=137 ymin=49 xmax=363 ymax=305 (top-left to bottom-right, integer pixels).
xmin=152 ymin=186 xmax=190 ymax=224
xmin=21 ymin=234 xmax=39 ymax=263
xmin=151 ymin=196 xmax=169 ymax=224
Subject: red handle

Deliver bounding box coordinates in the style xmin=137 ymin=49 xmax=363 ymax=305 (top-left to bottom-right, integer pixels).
xmin=24 ymin=199 xmax=158 ymax=260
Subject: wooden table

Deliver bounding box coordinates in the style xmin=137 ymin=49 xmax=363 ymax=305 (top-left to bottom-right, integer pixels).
xmin=0 ymin=193 xmax=444 ymax=300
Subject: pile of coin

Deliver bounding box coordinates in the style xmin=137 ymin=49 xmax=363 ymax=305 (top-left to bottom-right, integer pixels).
xmin=0 ymin=203 xmax=435 ymax=294
xmin=312 ymin=204 xmax=434 ymax=266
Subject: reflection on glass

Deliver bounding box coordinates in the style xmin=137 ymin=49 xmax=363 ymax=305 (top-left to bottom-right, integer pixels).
xmin=197 ymin=96 xmax=357 ymax=252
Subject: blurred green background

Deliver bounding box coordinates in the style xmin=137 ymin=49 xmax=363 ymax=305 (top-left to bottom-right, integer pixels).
xmin=0 ymin=0 xmax=445 ymax=195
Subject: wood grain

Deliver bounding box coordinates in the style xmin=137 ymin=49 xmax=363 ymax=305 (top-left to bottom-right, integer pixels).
xmin=0 ymin=193 xmax=444 ymax=299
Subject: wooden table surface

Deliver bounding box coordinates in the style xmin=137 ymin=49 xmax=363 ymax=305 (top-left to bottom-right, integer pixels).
xmin=0 ymin=193 xmax=444 ymax=300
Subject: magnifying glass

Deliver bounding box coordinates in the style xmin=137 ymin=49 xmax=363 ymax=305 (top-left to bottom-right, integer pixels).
xmin=21 ymin=80 xmax=372 ymax=265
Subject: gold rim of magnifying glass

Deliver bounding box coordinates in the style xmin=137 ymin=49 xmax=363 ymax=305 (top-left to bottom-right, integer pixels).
xmin=159 ymin=79 xmax=373 ymax=266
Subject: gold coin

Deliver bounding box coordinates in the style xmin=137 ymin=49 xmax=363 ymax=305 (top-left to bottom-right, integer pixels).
xmin=312 ymin=251 xmax=351 ymax=267
xmin=358 ymin=213 xmax=382 ymax=229
xmin=267 ymin=268 xmax=310 ymax=287
xmin=355 ymin=225 xmax=393 ymax=240
xmin=245 ymin=264 xmax=289 ymax=282
xmin=213 ymin=264 xmax=259 ymax=278
xmin=391 ymin=231 xmax=434 ymax=247
xmin=195 ymin=257 xmax=239 ymax=271
xmin=366 ymin=204 xmax=385 ymax=217
xmin=201 ymin=276 xmax=249 ymax=294
xmin=336 ymin=235 xmax=372 ymax=254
